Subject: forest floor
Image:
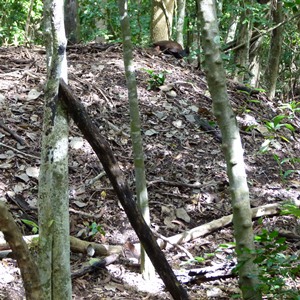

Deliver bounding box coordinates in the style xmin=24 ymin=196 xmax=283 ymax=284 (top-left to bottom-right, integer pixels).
xmin=0 ymin=44 xmax=299 ymax=299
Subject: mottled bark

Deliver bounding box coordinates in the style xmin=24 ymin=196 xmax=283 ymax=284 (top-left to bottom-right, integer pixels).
xmin=197 ymin=0 xmax=261 ymax=299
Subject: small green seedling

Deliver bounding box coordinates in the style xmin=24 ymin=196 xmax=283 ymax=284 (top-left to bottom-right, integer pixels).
xmin=88 ymin=222 xmax=105 ymax=238
xmin=22 ymin=219 xmax=39 ymax=234
xmin=143 ymin=68 xmax=170 ymax=90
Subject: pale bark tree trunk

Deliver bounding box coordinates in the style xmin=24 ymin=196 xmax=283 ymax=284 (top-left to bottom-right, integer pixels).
xmin=25 ymin=0 xmax=35 ymax=43
xmin=249 ymin=30 xmax=264 ymax=87
xmin=95 ymin=0 xmax=107 ymax=43
xmin=265 ymin=0 xmax=284 ymax=100
xmin=64 ymin=0 xmax=80 ymax=43
xmin=38 ymin=0 xmax=71 ymax=299
xmin=249 ymin=2 xmax=269 ymax=87
xmin=118 ymin=0 xmax=155 ymax=281
xmin=197 ymin=0 xmax=261 ymax=299
xmin=176 ymin=0 xmax=186 ymax=46
xmin=151 ymin=0 xmax=175 ymax=42
xmin=225 ymin=16 xmax=238 ymax=44
xmin=234 ymin=1 xmax=253 ymax=83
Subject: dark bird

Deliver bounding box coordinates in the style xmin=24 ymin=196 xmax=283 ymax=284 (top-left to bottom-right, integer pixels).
xmin=153 ymin=40 xmax=189 ymax=59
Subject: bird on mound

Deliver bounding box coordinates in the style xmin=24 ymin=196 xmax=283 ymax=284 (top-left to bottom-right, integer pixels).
xmin=153 ymin=40 xmax=189 ymax=59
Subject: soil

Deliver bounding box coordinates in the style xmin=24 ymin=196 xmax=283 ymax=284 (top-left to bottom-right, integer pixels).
xmin=0 ymin=44 xmax=299 ymax=299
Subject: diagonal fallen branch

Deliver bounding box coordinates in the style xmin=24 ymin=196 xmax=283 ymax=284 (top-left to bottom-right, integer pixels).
xmin=58 ymin=79 xmax=189 ymax=300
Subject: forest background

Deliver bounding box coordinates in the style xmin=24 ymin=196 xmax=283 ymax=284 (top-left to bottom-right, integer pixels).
xmin=0 ymin=0 xmax=300 ymax=300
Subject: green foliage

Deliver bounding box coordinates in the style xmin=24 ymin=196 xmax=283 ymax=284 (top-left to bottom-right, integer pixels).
xmin=88 ymin=222 xmax=105 ymax=238
xmin=78 ymin=0 xmax=117 ymax=43
xmin=280 ymin=101 xmax=300 ymax=116
xmin=252 ymin=229 xmax=300 ymax=299
xmin=264 ymin=115 xmax=295 ymax=133
xmin=273 ymin=154 xmax=300 ymax=181
xmin=258 ymin=100 xmax=300 ymax=179
xmin=0 ymin=0 xmax=43 ymax=46
xmin=78 ymin=221 xmax=106 ymax=239
xmin=280 ymin=203 xmax=300 ymax=218
xmin=126 ymin=0 xmax=151 ymax=45
xmin=78 ymin=0 xmax=151 ymax=44
xmin=259 ymin=101 xmax=300 ymax=185
xmin=143 ymin=69 xmax=169 ymax=90
xmin=181 ymin=252 xmax=215 ymax=266
xmin=260 ymin=114 xmax=295 ymax=153
xmin=234 ymin=225 xmax=300 ymax=299
xmin=21 ymin=219 xmax=39 ymax=234
xmin=182 ymin=242 xmax=236 ymax=266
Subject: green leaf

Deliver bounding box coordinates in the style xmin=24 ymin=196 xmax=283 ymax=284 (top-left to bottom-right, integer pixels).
xmin=21 ymin=219 xmax=39 ymax=233
xmin=279 ymin=135 xmax=290 ymax=143
xmin=283 ymin=169 xmax=297 ymax=179
xmin=21 ymin=219 xmax=39 ymax=228
xmin=272 ymin=115 xmax=286 ymax=126
xmin=284 ymin=123 xmax=295 ymax=132
xmin=194 ymin=256 xmax=205 ymax=262
xmin=281 ymin=204 xmax=300 ymax=218
xmin=248 ymin=99 xmax=261 ymax=103
xmin=260 ymin=139 xmax=271 ymax=153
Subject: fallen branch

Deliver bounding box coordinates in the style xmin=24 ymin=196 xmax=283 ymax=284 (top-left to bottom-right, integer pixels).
xmin=0 ymin=203 xmax=286 ymax=257
xmin=175 ymin=260 xmax=237 ymax=284
xmin=0 ymin=234 xmax=123 ymax=257
xmin=0 ymin=201 xmax=43 ymax=300
xmin=71 ymin=254 xmax=119 ymax=279
xmin=159 ymin=203 xmax=282 ymax=248
xmin=0 ymin=142 xmax=39 ymax=160
xmin=0 ymin=121 xmax=26 ymax=145
xmin=59 ymin=79 xmax=188 ymax=300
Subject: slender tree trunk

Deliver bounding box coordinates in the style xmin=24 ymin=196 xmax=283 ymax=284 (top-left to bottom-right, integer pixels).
xmin=64 ymin=0 xmax=80 ymax=44
xmin=151 ymin=0 xmax=175 ymax=42
xmin=225 ymin=16 xmax=238 ymax=44
xmin=265 ymin=0 xmax=283 ymax=99
xmin=59 ymin=79 xmax=190 ymax=300
xmin=25 ymin=0 xmax=35 ymax=43
xmin=176 ymin=0 xmax=186 ymax=46
xmin=197 ymin=0 xmax=261 ymax=299
xmin=249 ymin=30 xmax=264 ymax=87
xmin=95 ymin=0 xmax=107 ymax=43
xmin=38 ymin=0 xmax=71 ymax=299
xmin=118 ymin=0 xmax=155 ymax=281
xmin=234 ymin=1 xmax=253 ymax=83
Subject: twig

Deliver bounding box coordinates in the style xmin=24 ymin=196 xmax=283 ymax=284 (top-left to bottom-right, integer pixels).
xmin=153 ymin=231 xmax=194 ymax=260
xmin=0 ymin=120 xmax=26 ymax=145
xmin=0 ymin=142 xmax=40 ymax=160
xmin=148 ymin=179 xmax=214 ymax=189
xmin=71 ymin=254 xmax=119 ymax=279
xmin=86 ymin=171 xmax=107 ymax=186
xmin=69 ymin=208 xmax=105 ymax=219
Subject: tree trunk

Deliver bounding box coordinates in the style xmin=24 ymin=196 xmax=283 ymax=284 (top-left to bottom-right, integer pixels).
xmin=233 ymin=1 xmax=253 ymax=83
xmin=197 ymin=0 xmax=261 ymax=299
xmin=151 ymin=0 xmax=175 ymax=42
xmin=118 ymin=0 xmax=155 ymax=281
xmin=38 ymin=0 xmax=71 ymax=299
xmin=265 ymin=0 xmax=284 ymax=100
xmin=95 ymin=0 xmax=107 ymax=43
xmin=176 ymin=0 xmax=186 ymax=46
xmin=59 ymin=79 xmax=189 ymax=300
xmin=249 ymin=29 xmax=264 ymax=87
xmin=64 ymin=0 xmax=80 ymax=44
xmin=0 ymin=202 xmax=43 ymax=300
